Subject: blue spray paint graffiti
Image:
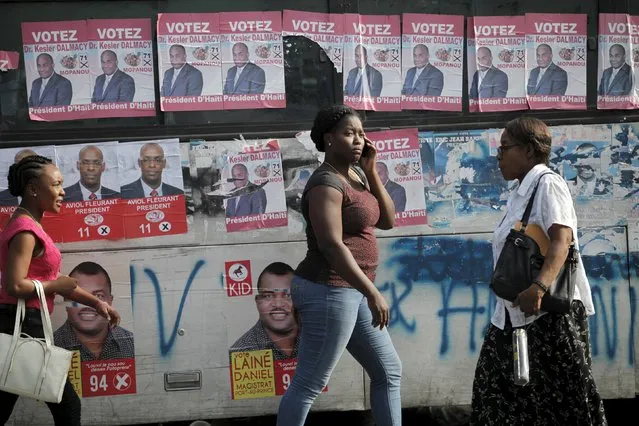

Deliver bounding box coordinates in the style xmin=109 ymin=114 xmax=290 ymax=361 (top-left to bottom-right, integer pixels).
xmin=131 ymin=259 xmax=206 ymax=357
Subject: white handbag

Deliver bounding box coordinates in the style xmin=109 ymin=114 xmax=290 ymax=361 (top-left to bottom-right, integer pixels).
xmin=0 ymin=279 xmax=73 ymax=403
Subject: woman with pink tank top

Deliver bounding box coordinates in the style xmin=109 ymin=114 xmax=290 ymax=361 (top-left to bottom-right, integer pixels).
xmin=0 ymin=155 xmax=121 ymax=426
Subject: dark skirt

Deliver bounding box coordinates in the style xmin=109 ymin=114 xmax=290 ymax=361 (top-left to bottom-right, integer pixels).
xmin=470 ymin=301 xmax=607 ymax=426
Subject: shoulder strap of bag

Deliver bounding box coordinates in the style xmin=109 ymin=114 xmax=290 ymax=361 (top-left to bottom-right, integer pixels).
xmin=520 ymin=171 xmax=554 ymax=229
xmin=33 ymin=280 xmax=54 ymax=348
xmin=12 ymin=296 xmax=26 ymax=338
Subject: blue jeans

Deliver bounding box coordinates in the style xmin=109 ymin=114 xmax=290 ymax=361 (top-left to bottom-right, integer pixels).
xmin=277 ymin=276 xmax=402 ymax=426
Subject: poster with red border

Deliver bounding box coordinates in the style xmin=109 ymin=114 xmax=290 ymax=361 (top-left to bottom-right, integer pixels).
xmin=0 ymin=51 xmax=19 ymax=71
xmin=157 ymin=13 xmax=222 ymax=111
xmin=469 ymin=16 xmax=527 ymax=113
xmin=367 ymin=129 xmax=427 ymax=227
xmin=22 ymin=20 xmax=91 ymax=121
xmin=223 ymin=139 xmax=287 ymax=233
xmin=55 ymin=142 xmax=124 ymax=243
xmin=597 ymin=14 xmax=639 ymax=110
xmin=401 ymin=14 xmax=463 ymax=111
xmin=118 ymin=139 xmax=187 ymax=239
xmin=283 ymin=10 xmax=344 ymax=72
xmin=87 ymin=19 xmax=155 ymax=117
xmin=525 ymin=13 xmax=587 ymax=110
xmin=220 ymin=12 xmax=285 ymax=110
xmin=343 ymin=14 xmax=401 ymax=111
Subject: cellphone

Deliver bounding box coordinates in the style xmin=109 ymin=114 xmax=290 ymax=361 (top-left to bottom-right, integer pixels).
xmin=362 ymin=142 xmax=371 ymax=157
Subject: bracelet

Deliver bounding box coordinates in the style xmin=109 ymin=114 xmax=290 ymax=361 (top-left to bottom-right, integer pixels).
xmin=533 ymin=279 xmax=549 ymax=293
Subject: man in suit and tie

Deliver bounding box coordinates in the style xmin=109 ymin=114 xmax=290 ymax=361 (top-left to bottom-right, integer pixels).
xmin=28 ymin=53 xmax=72 ymax=107
xmin=226 ymin=163 xmax=267 ymax=217
xmin=376 ymin=162 xmax=406 ymax=212
xmin=344 ymin=45 xmax=383 ymax=97
xmin=63 ymin=145 xmax=120 ymax=202
xmin=223 ymin=42 xmax=266 ymax=95
xmin=161 ymin=44 xmax=203 ymax=97
xmin=91 ymin=50 xmax=135 ymax=103
xmin=121 ymin=143 xmax=184 ymax=199
xmin=527 ymin=44 xmax=568 ymax=96
xmin=599 ymin=44 xmax=633 ymax=96
xmin=470 ymin=47 xmax=508 ymax=99
xmin=0 ymin=149 xmax=37 ymax=206
xmin=402 ymin=44 xmax=443 ymax=96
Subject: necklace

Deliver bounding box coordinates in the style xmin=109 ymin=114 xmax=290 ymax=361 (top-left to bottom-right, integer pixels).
xmin=15 ymin=206 xmax=42 ymax=227
xmin=323 ymin=161 xmax=350 ymax=180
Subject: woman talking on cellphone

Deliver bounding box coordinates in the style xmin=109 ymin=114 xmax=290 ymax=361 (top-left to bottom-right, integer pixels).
xmin=277 ymin=105 xmax=402 ymax=426
xmin=0 ymin=155 xmax=120 ymax=425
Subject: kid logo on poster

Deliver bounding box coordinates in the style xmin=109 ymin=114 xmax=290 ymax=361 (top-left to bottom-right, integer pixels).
xmin=22 ymin=20 xmax=92 ymax=121
xmin=55 ymin=142 xmax=124 ymax=242
xmin=223 ymin=140 xmax=288 ymax=232
xmin=367 ymin=129 xmax=427 ymax=226
xmin=469 ymin=16 xmax=527 ymax=113
xmin=88 ymin=19 xmax=155 ymax=117
xmin=220 ymin=12 xmax=286 ymax=110
xmin=597 ymin=14 xmax=638 ymax=110
xmin=343 ymin=13 xmax=401 ymax=111
xmin=157 ymin=13 xmax=222 ymax=111
xmin=525 ymin=13 xmax=587 ymax=110
xmin=401 ymin=14 xmax=464 ymax=111
xmin=118 ymin=139 xmax=187 ymax=239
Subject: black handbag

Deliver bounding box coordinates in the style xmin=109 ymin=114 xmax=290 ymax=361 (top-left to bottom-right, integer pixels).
xmin=490 ymin=172 xmax=578 ymax=314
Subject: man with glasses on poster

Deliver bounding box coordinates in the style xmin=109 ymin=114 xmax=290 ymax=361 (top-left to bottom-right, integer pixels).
xmin=121 ymin=143 xmax=183 ymax=199
xmin=64 ymin=145 xmax=120 ymax=202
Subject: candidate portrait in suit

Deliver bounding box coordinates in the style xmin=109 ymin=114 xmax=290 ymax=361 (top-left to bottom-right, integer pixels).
xmin=526 ymin=44 xmax=568 ymax=96
xmin=91 ymin=50 xmax=135 ymax=103
xmin=599 ymin=44 xmax=633 ymax=96
xmin=225 ymin=163 xmax=267 ymax=217
xmin=63 ymin=145 xmax=120 ymax=202
xmin=0 ymin=149 xmax=37 ymax=206
xmin=344 ymin=45 xmax=383 ymax=97
xmin=161 ymin=44 xmax=203 ymax=97
xmin=402 ymin=44 xmax=444 ymax=97
xmin=470 ymin=47 xmax=508 ymax=99
xmin=121 ymin=143 xmax=184 ymax=199
xmin=223 ymin=42 xmax=266 ymax=95
xmin=28 ymin=53 xmax=72 ymax=107
xmin=376 ymin=162 xmax=406 ymax=212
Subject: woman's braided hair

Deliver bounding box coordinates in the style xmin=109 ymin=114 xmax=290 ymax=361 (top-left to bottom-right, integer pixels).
xmin=7 ymin=155 xmax=53 ymax=197
xmin=310 ymin=105 xmax=360 ymax=152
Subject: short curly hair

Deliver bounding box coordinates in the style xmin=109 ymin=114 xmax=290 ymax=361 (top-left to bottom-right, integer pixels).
xmin=309 ymin=105 xmax=361 ymax=152
xmin=7 ymin=155 xmax=53 ymax=197
xmin=504 ymin=117 xmax=552 ymax=165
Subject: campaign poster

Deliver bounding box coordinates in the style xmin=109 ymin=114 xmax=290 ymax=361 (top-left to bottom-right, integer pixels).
xmin=221 ymin=140 xmax=287 ymax=232
xmin=220 ymin=12 xmax=285 ymax=109
xmin=157 ymin=13 xmax=222 ymax=111
xmin=0 ymin=146 xmax=62 ymax=239
xmin=283 ymin=10 xmax=344 ymax=72
xmin=0 ymin=51 xmax=19 ymax=71
xmin=366 ymin=129 xmax=427 ymax=226
xmin=469 ymin=16 xmax=527 ymax=113
xmin=22 ymin=21 xmax=92 ymax=121
xmin=525 ymin=13 xmax=587 ymax=110
xmin=401 ymin=14 xmax=463 ymax=111
xmin=597 ymin=14 xmax=638 ymax=110
xmin=118 ymin=139 xmax=187 ymax=239
xmin=343 ymin=14 xmax=401 ymax=111
xmin=610 ymin=123 xmax=639 ymax=204
xmin=55 ymin=142 xmax=124 ymax=243
xmin=87 ymin=19 xmax=155 ymax=117
xmin=52 ymin=254 xmax=136 ymax=398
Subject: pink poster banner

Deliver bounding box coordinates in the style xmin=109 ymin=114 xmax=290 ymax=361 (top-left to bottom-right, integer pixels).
xmin=343 ymin=14 xmax=401 ymax=111
xmin=401 ymin=14 xmax=464 ymax=111
xmin=224 ymin=140 xmax=288 ymax=232
xmin=283 ymin=10 xmax=344 ymax=71
xmin=366 ymin=129 xmax=427 ymax=227
xmin=22 ymin=20 xmax=92 ymax=121
xmin=525 ymin=13 xmax=587 ymax=110
xmin=0 ymin=51 xmax=19 ymax=71
xmin=88 ymin=19 xmax=155 ymax=118
xmin=220 ymin=12 xmax=286 ymax=110
xmin=469 ymin=16 xmax=527 ymax=113
xmin=597 ymin=14 xmax=639 ymax=110
xmin=157 ymin=13 xmax=222 ymax=111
